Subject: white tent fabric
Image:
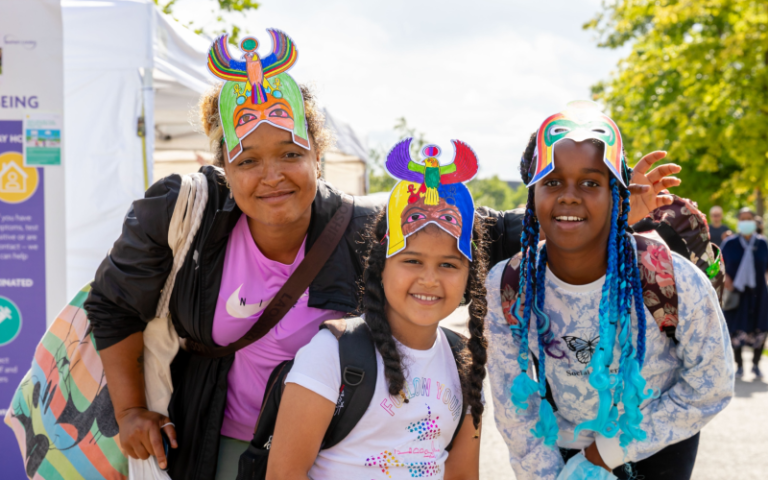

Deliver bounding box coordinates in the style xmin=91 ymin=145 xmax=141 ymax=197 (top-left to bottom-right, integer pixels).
xmin=63 ymin=0 xmax=212 ymax=298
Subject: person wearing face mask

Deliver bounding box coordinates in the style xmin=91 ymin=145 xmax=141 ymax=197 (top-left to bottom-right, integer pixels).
xmin=721 ymin=207 xmax=768 ymax=378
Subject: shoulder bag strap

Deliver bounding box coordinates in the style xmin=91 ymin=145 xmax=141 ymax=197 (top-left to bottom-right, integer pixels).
xmin=184 ymin=194 xmax=355 ymax=358
xmin=633 ymin=232 xmax=679 ymax=339
xmin=500 ymin=253 xmax=524 ymax=326
xmin=155 ymin=172 xmax=209 ymax=319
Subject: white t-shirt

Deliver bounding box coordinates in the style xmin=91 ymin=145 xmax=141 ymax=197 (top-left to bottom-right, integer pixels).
xmin=285 ymin=325 xmax=464 ymax=480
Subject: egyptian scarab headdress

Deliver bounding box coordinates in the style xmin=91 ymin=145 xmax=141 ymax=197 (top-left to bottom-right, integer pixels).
xmin=208 ymin=30 xmax=309 ymax=162
xmin=384 ymin=138 xmax=479 ymax=261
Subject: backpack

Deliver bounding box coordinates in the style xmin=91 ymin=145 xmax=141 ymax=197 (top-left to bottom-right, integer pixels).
xmin=235 ymin=317 xmax=469 ymax=480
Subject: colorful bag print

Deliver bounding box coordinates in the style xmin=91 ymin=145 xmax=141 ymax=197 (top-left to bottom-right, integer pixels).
xmin=4 ymin=284 xmax=128 ymax=480
xmin=5 ymin=172 xmax=209 ymax=479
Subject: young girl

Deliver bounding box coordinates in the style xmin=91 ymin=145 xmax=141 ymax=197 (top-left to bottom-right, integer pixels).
xmin=485 ymin=102 xmax=734 ymax=480
xmin=266 ymin=141 xmax=488 ymax=480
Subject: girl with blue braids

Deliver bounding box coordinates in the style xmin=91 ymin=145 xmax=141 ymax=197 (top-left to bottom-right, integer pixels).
xmin=485 ymin=102 xmax=734 ymax=480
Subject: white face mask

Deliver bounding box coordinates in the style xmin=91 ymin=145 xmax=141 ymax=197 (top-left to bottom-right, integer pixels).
xmin=737 ymin=220 xmax=757 ymax=236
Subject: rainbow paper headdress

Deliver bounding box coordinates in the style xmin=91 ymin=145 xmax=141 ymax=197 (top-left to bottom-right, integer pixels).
xmin=528 ymin=100 xmax=626 ymax=187
xmin=208 ymin=30 xmax=309 ymax=162
xmin=384 ymin=139 xmax=478 ymax=261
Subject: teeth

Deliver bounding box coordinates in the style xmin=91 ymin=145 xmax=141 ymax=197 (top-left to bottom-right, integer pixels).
xmin=413 ymin=294 xmax=440 ymax=301
xmin=555 ymin=216 xmax=585 ymax=222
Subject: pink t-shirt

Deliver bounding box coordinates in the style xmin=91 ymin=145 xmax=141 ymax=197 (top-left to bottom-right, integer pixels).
xmin=212 ymin=213 xmax=345 ymax=441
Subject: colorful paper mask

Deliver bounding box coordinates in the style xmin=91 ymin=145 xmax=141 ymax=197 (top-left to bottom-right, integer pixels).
xmin=528 ymin=100 xmax=626 ymax=187
xmin=385 ymin=139 xmax=479 ymax=261
xmin=208 ymin=30 xmax=309 ymax=162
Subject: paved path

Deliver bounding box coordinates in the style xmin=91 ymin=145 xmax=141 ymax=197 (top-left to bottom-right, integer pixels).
xmin=440 ymin=307 xmax=768 ymax=479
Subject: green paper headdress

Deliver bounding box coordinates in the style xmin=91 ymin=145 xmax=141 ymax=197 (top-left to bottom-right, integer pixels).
xmin=208 ymin=30 xmax=310 ymax=162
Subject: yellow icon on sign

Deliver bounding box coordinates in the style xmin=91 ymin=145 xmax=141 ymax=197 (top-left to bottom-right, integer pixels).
xmin=0 ymin=152 xmax=38 ymax=204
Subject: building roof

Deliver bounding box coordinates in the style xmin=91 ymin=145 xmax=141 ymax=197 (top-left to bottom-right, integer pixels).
xmin=322 ymin=108 xmax=369 ymax=164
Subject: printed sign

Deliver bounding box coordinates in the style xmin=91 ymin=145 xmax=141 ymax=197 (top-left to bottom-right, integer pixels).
xmin=24 ymin=113 xmax=61 ymax=166
xmin=0 ymin=120 xmax=47 ymax=478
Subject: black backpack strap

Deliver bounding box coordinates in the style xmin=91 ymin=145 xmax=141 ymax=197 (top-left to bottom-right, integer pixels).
xmin=441 ymin=326 xmax=469 ymax=451
xmin=238 ymin=359 xmax=294 ymax=479
xmin=529 ymin=350 xmax=557 ymax=413
xmin=320 ymin=317 xmax=378 ymax=449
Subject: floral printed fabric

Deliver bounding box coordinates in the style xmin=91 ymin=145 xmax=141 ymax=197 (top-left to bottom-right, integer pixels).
xmin=485 ymin=249 xmax=735 ymax=480
xmin=635 ymin=233 xmax=680 ymax=332
xmin=648 ymin=195 xmax=725 ymax=299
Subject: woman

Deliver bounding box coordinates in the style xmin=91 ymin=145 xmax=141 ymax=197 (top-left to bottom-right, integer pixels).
xmin=85 ymin=31 xmax=681 ymax=480
xmin=721 ymin=207 xmax=768 ymax=378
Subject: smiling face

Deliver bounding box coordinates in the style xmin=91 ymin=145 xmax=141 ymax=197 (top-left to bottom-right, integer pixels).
xmin=222 ymin=123 xmax=319 ymax=229
xmin=401 ymin=197 xmax=463 ymax=239
xmin=382 ymin=225 xmax=470 ymax=333
xmin=534 ymin=139 xmax=614 ymax=257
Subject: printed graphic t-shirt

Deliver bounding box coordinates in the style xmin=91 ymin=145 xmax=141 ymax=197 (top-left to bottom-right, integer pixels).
xmin=212 ymin=213 xmax=345 ymax=441
xmin=286 ymin=325 xmax=465 ymax=480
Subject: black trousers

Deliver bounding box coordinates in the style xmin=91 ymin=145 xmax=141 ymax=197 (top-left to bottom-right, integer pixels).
xmin=560 ymin=432 xmax=700 ymax=480
xmin=735 ymin=345 xmax=764 ymax=369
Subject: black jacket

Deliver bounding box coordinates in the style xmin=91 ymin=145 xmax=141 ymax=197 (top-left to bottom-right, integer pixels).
xmin=86 ymin=166 xmax=523 ymax=479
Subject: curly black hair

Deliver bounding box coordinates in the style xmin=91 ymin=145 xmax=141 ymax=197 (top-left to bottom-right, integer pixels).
xmin=359 ymin=210 xmax=489 ymax=429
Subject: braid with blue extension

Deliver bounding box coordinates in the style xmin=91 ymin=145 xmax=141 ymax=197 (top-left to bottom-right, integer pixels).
xmin=616 ymin=222 xmax=656 ymax=447
xmin=573 ymin=178 xmax=621 ymax=440
xmin=631 ymin=238 xmax=648 ymax=368
xmin=530 ymin=245 xmax=559 ymax=446
xmin=509 ymin=189 xmax=540 ymax=411
xmin=608 ymin=182 xmax=632 ymax=438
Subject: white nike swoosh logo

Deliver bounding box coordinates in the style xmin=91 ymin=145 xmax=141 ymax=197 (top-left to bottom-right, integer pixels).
xmin=225 ymin=284 xmax=308 ymax=319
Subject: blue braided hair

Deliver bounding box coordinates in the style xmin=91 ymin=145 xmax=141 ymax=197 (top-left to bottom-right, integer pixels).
xmin=530 ymin=245 xmax=558 ymax=445
xmin=511 ymin=133 xmax=654 ymax=451
xmin=509 ymin=188 xmax=540 ymax=411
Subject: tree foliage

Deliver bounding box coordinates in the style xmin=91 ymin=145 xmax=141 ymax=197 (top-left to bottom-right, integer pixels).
xmin=154 ymin=0 xmax=259 ymax=41
xmin=586 ymin=0 xmax=768 ymax=215
xmin=368 ymin=118 xmax=527 ymax=211
xmin=368 ymin=117 xmax=430 ymax=195
xmin=467 ymin=176 xmax=528 ymax=211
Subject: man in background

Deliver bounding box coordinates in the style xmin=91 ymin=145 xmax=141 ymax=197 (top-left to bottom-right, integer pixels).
xmin=709 ymin=205 xmax=731 ymax=247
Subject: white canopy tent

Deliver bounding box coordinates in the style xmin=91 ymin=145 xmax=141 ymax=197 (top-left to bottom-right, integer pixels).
xmin=63 ymin=0 xmax=212 ymax=297
xmin=62 ymin=0 xmax=369 ymax=298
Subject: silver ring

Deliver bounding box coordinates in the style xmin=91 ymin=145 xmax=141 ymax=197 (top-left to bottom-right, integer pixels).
xmin=160 ymin=422 xmax=175 ymax=429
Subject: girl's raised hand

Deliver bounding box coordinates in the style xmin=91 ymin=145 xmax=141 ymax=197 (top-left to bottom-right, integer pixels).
xmin=627 ymin=151 xmax=682 ymax=225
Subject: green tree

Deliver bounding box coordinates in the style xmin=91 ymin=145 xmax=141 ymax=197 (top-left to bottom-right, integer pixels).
xmin=467 ymin=176 xmax=528 ymax=211
xmin=154 ymin=0 xmax=260 ymax=42
xmin=585 ymin=0 xmax=768 ymax=215
xmin=368 ymin=117 xmax=429 ymax=194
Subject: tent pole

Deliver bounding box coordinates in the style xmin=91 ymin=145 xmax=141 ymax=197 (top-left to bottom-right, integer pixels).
xmin=141 ymin=68 xmax=153 ymax=190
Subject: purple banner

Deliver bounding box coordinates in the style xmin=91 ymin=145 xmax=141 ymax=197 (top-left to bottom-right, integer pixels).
xmin=0 ymin=120 xmax=46 ymax=479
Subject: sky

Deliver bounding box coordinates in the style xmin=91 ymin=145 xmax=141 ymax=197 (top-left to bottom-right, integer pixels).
xmin=179 ymin=0 xmax=629 ymax=181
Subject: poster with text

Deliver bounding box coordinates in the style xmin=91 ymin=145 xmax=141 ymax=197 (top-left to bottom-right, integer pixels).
xmin=0 ymin=120 xmax=47 ymax=474
xmin=0 ymin=0 xmax=64 ymax=477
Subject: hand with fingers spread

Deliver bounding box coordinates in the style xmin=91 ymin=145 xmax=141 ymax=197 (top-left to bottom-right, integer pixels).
xmin=117 ymin=407 xmax=178 ymax=470
xmin=627 ymin=151 xmax=681 ymax=225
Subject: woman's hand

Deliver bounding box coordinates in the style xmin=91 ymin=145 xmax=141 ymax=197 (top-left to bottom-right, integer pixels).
xmin=584 ymin=441 xmax=611 ymax=472
xmin=100 ymin=332 xmax=178 ymax=469
xmin=627 ymin=151 xmax=682 ymax=225
xmin=116 ymin=407 xmax=177 ymax=469
xmin=724 ymin=274 xmax=734 ymax=292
